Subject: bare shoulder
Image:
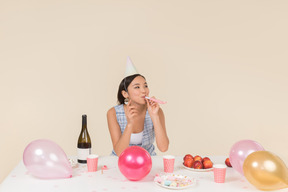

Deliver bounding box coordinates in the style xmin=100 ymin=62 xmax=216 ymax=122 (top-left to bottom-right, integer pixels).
xmin=107 ymin=107 xmax=116 ymax=117
xmin=107 ymin=107 xmax=119 ymax=128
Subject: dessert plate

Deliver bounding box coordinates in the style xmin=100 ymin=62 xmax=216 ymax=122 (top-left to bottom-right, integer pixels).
xmin=154 ymin=174 xmax=196 ymax=190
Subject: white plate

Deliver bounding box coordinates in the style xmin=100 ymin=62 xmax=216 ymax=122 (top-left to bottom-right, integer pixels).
xmin=154 ymin=174 xmax=196 ymax=190
xmin=182 ymin=164 xmax=213 ymax=172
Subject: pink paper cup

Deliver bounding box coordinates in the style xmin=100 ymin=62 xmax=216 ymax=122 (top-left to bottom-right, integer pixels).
xmin=213 ymin=164 xmax=227 ymax=183
xmin=163 ymin=155 xmax=175 ymax=173
xmin=87 ymin=154 xmax=99 ymax=172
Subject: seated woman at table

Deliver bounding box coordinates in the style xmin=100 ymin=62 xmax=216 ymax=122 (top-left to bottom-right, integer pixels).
xmin=107 ymin=58 xmax=169 ymax=156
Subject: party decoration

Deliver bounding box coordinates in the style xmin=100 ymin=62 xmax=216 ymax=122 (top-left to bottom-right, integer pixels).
xmin=229 ymin=140 xmax=264 ymax=175
xmin=243 ymin=151 xmax=288 ymax=191
xmin=145 ymin=96 xmax=167 ymax=104
xmin=118 ymin=146 xmax=152 ymax=181
xmin=124 ymin=56 xmax=138 ymax=77
xmin=23 ymin=139 xmax=72 ymax=179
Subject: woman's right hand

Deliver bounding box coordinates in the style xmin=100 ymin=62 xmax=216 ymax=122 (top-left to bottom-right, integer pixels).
xmin=125 ymin=100 xmax=139 ymax=126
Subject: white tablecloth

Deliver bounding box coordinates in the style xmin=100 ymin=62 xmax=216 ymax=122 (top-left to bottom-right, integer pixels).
xmin=0 ymin=156 xmax=287 ymax=192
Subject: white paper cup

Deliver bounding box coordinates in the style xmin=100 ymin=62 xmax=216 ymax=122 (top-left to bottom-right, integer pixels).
xmin=213 ymin=164 xmax=227 ymax=183
xmin=163 ymin=155 xmax=175 ymax=173
xmin=87 ymin=154 xmax=99 ymax=172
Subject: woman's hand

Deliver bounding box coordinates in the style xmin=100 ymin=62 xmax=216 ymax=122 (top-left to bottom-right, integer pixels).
xmin=125 ymin=100 xmax=139 ymax=126
xmin=146 ymin=96 xmax=160 ymax=117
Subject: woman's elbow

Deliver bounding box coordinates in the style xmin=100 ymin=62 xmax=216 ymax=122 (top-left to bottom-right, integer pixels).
xmin=158 ymin=141 xmax=169 ymax=152
xmin=159 ymin=146 xmax=169 ymax=152
xmin=159 ymin=147 xmax=168 ymax=152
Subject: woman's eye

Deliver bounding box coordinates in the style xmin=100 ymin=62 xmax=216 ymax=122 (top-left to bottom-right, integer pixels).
xmin=145 ymin=85 xmax=148 ymax=88
xmin=134 ymin=86 xmax=140 ymax=89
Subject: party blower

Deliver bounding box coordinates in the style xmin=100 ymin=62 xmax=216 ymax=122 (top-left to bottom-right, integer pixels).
xmin=145 ymin=97 xmax=167 ymax=104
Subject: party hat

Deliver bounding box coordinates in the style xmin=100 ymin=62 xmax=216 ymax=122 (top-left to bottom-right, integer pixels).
xmin=124 ymin=56 xmax=138 ymax=77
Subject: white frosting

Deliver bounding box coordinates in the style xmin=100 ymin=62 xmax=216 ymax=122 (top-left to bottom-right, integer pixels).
xmin=130 ymin=131 xmax=143 ymax=145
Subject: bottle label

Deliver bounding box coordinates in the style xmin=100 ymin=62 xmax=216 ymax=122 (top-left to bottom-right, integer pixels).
xmin=77 ymin=148 xmax=91 ymax=160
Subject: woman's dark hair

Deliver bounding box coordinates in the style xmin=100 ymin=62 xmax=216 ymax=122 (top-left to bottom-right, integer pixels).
xmin=117 ymin=74 xmax=145 ymax=104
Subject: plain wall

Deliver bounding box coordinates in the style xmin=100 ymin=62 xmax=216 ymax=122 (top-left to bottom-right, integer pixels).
xmin=1 ymin=0 xmax=288 ymax=183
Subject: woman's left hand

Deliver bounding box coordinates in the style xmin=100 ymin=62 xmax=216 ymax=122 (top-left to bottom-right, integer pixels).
xmin=146 ymin=96 xmax=160 ymax=116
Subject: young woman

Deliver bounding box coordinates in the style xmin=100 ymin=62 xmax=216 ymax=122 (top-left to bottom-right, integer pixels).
xmin=107 ymin=74 xmax=169 ymax=156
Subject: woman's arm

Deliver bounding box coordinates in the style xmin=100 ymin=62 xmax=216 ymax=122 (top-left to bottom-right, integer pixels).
xmin=107 ymin=101 xmax=139 ymax=156
xmin=146 ymin=98 xmax=169 ymax=152
xmin=151 ymin=108 xmax=169 ymax=152
xmin=107 ymin=108 xmax=132 ymax=156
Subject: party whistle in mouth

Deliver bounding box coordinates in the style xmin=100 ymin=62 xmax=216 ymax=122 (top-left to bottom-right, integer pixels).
xmin=145 ymin=97 xmax=167 ymax=104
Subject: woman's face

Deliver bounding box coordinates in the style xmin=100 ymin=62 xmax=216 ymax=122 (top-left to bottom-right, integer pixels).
xmin=126 ymin=76 xmax=149 ymax=105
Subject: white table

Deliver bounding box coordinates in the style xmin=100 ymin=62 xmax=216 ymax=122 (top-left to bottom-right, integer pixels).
xmin=0 ymin=156 xmax=287 ymax=192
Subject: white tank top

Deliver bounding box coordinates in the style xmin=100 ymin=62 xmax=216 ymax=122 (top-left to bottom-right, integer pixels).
xmin=130 ymin=131 xmax=143 ymax=145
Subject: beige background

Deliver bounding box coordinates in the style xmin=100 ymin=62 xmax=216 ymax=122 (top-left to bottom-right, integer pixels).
xmin=1 ymin=0 xmax=288 ymax=183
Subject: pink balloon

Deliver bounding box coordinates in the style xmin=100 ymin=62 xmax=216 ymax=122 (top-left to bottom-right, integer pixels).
xmin=118 ymin=146 xmax=152 ymax=181
xmin=23 ymin=139 xmax=72 ymax=179
xmin=229 ymin=140 xmax=265 ymax=175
